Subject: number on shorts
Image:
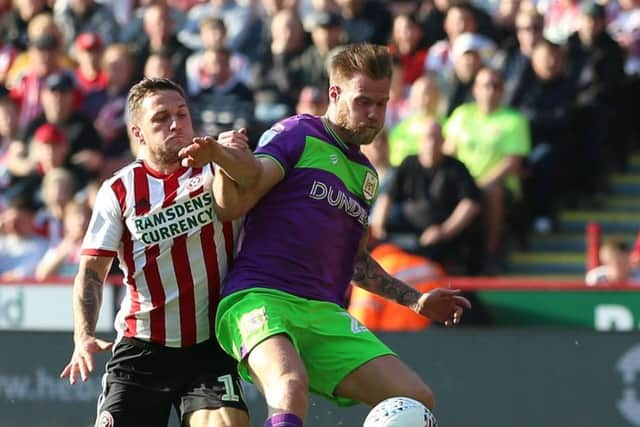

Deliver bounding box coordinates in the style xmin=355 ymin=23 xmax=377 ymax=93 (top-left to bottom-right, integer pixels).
xmin=217 ymin=374 xmax=240 ymax=401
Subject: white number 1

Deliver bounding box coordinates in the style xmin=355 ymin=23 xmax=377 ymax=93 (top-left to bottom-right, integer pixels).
xmin=217 ymin=374 xmax=240 ymax=401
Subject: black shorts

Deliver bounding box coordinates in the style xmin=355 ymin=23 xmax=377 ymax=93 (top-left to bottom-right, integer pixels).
xmin=95 ymin=337 xmax=247 ymax=427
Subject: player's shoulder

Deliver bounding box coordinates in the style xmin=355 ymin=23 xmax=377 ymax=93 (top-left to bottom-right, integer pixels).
xmin=105 ymin=160 xmax=140 ymax=183
xmin=257 ymin=114 xmax=323 ymax=148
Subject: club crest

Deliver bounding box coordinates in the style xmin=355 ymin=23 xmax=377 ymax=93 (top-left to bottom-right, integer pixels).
xmin=362 ymin=171 xmax=378 ymax=201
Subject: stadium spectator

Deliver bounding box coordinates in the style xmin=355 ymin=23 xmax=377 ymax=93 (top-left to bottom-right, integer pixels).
xmin=189 ymin=47 xmax=256 ymax=140
xmin=93 ymin=43 xmax=136 ymax=178
xmin=440 ymin=32 xmax=492 ymax=116
xmin=180 ymin=43 xmax=471 ymax=427
xmin=184 ymin=16 xmax=250 ymax=97
xmin=510 ymin=39 xmax=576 ymax=231
xmin=586 ymin=238 xmax=640 ymax=285
xmin=444 ymin=67 xmax=531 ymax=271
xmin=295 ymin=85 xmax=329 ymax=115
xmin=119 ymin=0 xmax=186 ymax=45
xmin=388 ymin=13 xmax=429 ymax=86
xmin=631 ymin=232 xmax=640 ymax=267
xmin=33 ymin=167 xmax=75 ymax=246
xmin=608 ymin=0 xmax=640 ymax=75
xmin=178 ymin=0 xmax=253 ymax=52
xmin=566 ymin=1 xmax=627 ymax=197
xmin=55 ymin=0 xmax=119 ymax=49
xmin=388 ymin=72 xmax=443 ymax=166
xmin=425 ymin=3 xmax=494 ymax=76
xmin=0 ymin=0 xmax=51 ymax=51
xmin=0 ymin=39 xmax=19 ymax=85
xmin=7 ymin=13 xmax=73 ymax=128
xmin=0 ymin=87 xmax=19 ymax=196
xmin=371 ymin=117 xmax=483 ymax=273
xmin=541 ymin=0 xmax=582 ymax=43
xmin=0 ymin=194 xmax=48 ymax=280
xmin=35 ymin=198 xmax=90 ymax=280
xmin=251 ymin=8 xmax=308 ymax=126
xmin=129 ymin=3 xmax=193 ymax=87
xmin=19 ymin=71 xmax=103 ymax=187
xmin=60 ymin=78 xmax=256 ymax=427
xmin=299 ymin=10 xmax=347 ymax=90
xmin=144 ymin=50 xmax=177 ymax=80
xmin=384 ymin=59 xmax=411 ymax=128
xmin=334 ymin=0 xmax=392 ymax=45
xmin=73 ymin=32 xmax=109 ymax=120
xmin=493 ymin=9 xmax=544 ymax=105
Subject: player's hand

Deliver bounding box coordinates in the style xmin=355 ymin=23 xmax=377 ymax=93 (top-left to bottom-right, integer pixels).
xmin=413 ymin=288 xmax=471 ymax=326
xmin=60 ymin=336 xmax=113 ymax=384
xmin=179 ymin=136 xmax=217 ymax=168
xmin=217 ymin=128 xmax=250 ymax=151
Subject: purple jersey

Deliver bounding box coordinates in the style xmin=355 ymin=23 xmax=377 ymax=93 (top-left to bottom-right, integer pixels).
xmin=222 ymin=115 xmax=380 ymax=306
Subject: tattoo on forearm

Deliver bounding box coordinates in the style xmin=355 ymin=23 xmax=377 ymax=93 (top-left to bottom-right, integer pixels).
xmin=352 ymin=252 xmax=421 ymax=307
xmin=77 ymin=268 xmax=103 ymax=336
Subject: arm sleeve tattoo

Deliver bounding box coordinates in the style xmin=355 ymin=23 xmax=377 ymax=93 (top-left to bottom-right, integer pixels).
xmin=74 ymin=268 xmax=104 ymax=338
xmin=352 ymin=250 xmax=421 ymax=308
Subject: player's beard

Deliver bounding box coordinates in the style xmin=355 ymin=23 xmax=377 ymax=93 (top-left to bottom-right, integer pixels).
xmin=146 ymin=137 xmax=188 ymax=166
xmin=335 ymin=104 xmax=382 ymax=146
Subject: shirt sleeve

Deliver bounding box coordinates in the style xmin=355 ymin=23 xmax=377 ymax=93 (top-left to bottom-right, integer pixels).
xmin=81 ymin=181 xmax=123 ymax=256
xmin=254 ymin=120 xmax=305 ymax=175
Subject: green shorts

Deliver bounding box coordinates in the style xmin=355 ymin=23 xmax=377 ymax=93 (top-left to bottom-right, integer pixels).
xmin=215 ymin=288 xmax=395 ymax=406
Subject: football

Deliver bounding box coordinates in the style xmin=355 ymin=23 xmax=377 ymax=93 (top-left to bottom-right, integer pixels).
xmin=363 ymin=396 xmax=438 ymax=427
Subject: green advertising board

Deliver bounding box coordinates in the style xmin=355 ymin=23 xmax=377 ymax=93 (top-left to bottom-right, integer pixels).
xmin=476 ymin=289 xmax=640 ymax=330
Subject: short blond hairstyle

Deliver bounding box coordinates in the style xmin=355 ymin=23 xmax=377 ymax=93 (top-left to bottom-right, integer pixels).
xmin=328 ymin=43 xmax=393 ymax=86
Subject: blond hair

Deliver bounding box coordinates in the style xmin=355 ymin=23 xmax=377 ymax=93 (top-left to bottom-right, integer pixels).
xmin=328 ymin=43 xmax=393 ymax=85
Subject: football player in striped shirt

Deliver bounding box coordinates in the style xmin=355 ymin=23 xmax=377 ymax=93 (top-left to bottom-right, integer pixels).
xmin=60 ymin=78 xmax=259 ymax=427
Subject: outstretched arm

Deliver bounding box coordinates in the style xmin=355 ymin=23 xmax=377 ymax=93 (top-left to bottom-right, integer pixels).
xmin=351 ymin=235 xmax=471 ymax=326
xmin=60 ymin=255 xmax=114 ymax=384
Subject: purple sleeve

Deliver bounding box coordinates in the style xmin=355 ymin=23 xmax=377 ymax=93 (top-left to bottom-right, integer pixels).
xmin=255 ymin=119 xmax=305 ymax=174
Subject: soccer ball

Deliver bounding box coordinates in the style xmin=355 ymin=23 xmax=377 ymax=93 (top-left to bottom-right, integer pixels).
xmin=363 ymin=396 xmax=438 ymax=427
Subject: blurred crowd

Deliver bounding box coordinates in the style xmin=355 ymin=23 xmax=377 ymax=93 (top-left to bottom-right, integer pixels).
xmin=0 ymin=0 xmax=639 ymax=281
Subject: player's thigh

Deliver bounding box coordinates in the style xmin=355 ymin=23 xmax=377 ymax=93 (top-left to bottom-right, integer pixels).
xmin=247 ymin=333 xmax=308 ymax=393
xmin=184 ymin=407 xmax=249 ymax=427
xmin=97 ymin=380 xmax=173 ymax=427
xmin=334 ymin=354 xmax=435 ymax=410
xmin=179 ymin=340 xmax=249 ymax=423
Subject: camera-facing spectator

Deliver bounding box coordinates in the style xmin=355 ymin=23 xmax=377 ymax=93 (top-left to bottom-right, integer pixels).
xmin=73 ymin=32 xmax=109 ymax=120
xmin=586 ymin=239 xmax=640 ymax=286
xmin=300 ymin=10 xmax=347 ymax=90
xmin=0 ymin=0 xmax=51 ymax=51
xmin=18 ymin=71 xmax=103 ymax=185
xmin=33 ymin=166 xmax=75 ymax=246
xmin=190 ymin=46 xmax=256 ymax=139
xmin=55 ymin=0 xmax=119 ymax=50
xmin=35 ymin=198 xmax=91 ymax=280
xmin=0 ymin=194 xmax=48 ymax=280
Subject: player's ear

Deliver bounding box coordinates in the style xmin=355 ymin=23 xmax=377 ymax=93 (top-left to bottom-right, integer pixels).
xmin=328 ymin=85 xmax=340 ymax=102
xmin=131 ymin=125 xmax=144 ymax=144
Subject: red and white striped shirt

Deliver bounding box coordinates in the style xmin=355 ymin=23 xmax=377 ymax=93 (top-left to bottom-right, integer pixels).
xmin=82 ymin=160 xmax=240 ymax=348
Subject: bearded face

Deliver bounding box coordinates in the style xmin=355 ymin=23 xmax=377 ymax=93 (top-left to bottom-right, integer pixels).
xmin=331 ymin=74 xmax=390 ymax=146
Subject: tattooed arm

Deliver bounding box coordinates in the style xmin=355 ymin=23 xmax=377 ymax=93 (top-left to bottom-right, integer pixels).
xmin=60 ymin=255 xmax=115 ymax=384
xmin=351 ymin=235 xmax=471 ymax=325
